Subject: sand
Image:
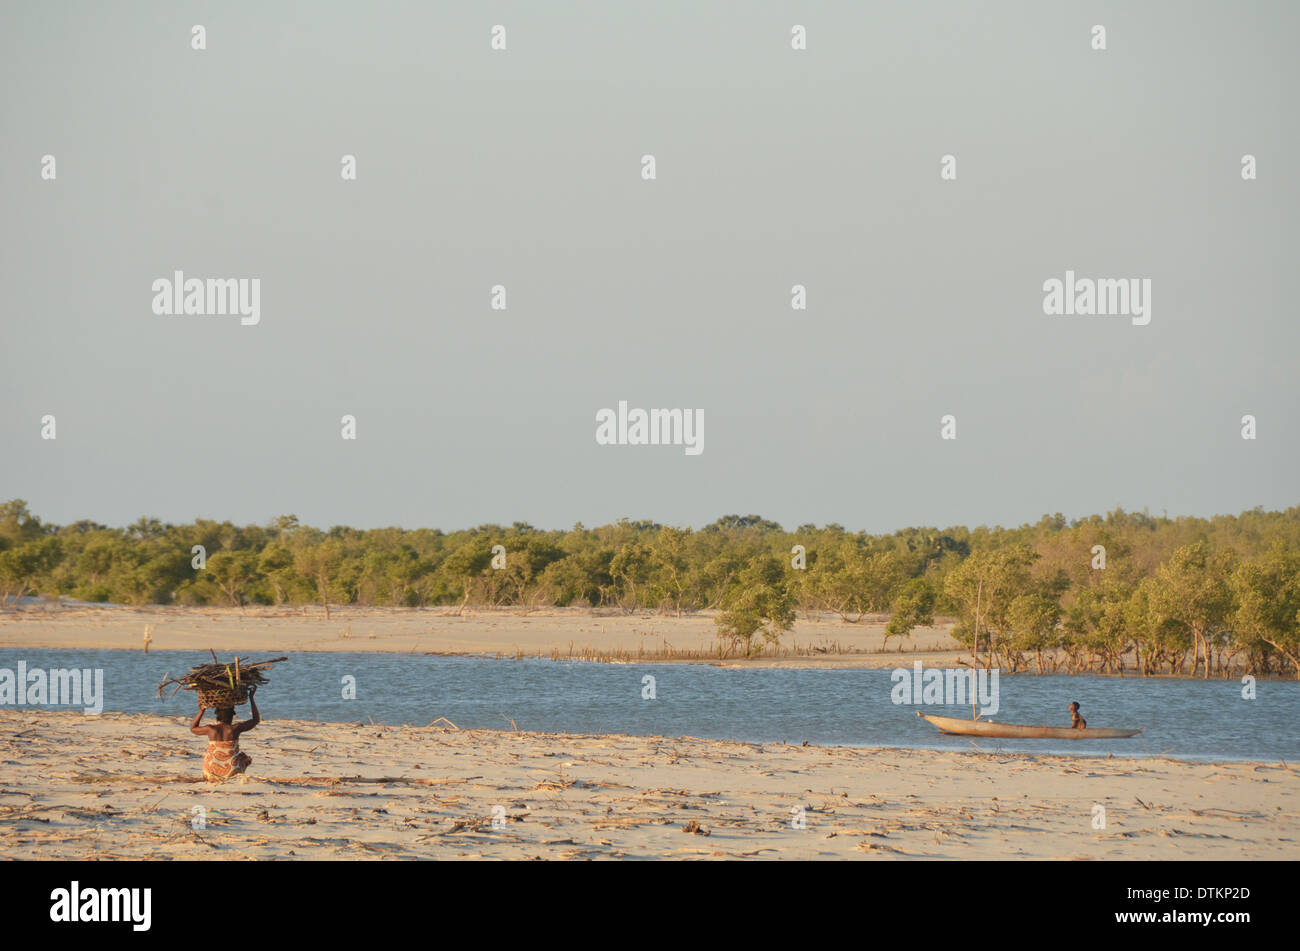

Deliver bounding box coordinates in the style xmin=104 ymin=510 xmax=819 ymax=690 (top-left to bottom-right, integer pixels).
xmin=4 ymin=604 xmax=1295 ymax=860
xmin=2 ymin=709 xmax=1296 ymax=860
xmin=0 ymin=603 xmax=966 ymax=668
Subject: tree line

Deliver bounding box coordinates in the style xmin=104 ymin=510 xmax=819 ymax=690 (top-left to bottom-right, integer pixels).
xmin=2 ymin=500 xmax=1298 ymax=677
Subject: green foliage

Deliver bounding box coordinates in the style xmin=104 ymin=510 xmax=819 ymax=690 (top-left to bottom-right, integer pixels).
xmin=885 ymin=578 xmax=936 ymax=649
xmin=1232 ymin=544 xmax=1300 ymax=674
xmin=715 ymin=556 xmax=795 ymax=657
xmin=1151 ymin=541 xmax=1235 ymax=678
xmin=943 ymin=544 xmax=1040 ymax=662
xmin=2 ymin=499 xmax=1299 ymax=674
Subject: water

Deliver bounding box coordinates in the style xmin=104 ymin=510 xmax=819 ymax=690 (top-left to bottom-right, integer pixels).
xmin=3 ymin=648 xmax=1296 ymax=762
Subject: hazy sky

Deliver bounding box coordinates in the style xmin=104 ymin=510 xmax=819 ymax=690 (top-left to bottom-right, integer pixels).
xmin=3 ymin=1 xmax=1296 ymax=533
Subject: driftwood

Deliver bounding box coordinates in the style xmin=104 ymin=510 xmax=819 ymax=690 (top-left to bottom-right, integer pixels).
xmin=66 ymin=773 xmax=479 ymax=787
xmin=157 ymin=654 xmax=288 ymax=701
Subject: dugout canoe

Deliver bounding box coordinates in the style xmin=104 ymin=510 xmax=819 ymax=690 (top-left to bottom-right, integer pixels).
xmin=917 ymin=712 xmax=1142 ymax=739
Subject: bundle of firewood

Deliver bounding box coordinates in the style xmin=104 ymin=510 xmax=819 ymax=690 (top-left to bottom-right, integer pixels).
xmin=158 ymin=651 xmax=287 ymax=708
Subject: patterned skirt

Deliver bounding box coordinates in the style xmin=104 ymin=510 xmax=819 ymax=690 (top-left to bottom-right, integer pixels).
xmin=203 ymin=740 xmax=252 ymax=782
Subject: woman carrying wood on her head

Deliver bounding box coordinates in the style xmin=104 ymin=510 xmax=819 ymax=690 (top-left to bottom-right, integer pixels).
xmin=191 ymin=685 xmax=260 ymax=782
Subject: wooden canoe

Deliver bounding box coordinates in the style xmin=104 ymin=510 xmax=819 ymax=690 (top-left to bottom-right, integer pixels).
xmin=917 ymin=712 xmax=1142 ymax=739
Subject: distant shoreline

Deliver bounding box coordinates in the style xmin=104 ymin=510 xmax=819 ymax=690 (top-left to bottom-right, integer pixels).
xmin=0 ymin=602 xmax=964 ymax=670
xmin=0 ymin=602 xmax=1287 ymax=679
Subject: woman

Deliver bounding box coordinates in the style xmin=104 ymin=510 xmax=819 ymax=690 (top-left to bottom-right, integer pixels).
xmin=191 ymin=686 xmax=260 ymax=781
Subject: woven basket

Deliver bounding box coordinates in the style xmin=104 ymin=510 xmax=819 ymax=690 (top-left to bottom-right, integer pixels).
xmin=197 ymin=684 xmax=249 ymax=709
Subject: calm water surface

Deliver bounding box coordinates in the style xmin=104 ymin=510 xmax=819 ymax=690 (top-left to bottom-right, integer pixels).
xmin=3 ymin=649 xmax=1296 ymax=762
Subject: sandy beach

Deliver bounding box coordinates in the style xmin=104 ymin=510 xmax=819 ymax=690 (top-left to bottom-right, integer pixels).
xmin=2 ymin=709 xmax=1296 ymax=860
xmin=4 ymin=604 xmax=1297 ymax=861
xmin=0 ymin=603 xmax=967 ymax=668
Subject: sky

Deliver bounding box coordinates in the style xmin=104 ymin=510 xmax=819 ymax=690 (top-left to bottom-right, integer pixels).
xmin=2 ymin=1 xmax=1297 ymax=534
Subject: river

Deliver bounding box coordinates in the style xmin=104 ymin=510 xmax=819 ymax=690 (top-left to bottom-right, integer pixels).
xmin=2 ymin=648 xmax=1295 ymax=762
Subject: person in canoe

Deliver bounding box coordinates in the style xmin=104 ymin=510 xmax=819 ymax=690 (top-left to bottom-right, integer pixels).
xmin=190 ymin=686 xmax=260 ymax=782
xmin=1068 ymin=701 xmax=1086 ymax=730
